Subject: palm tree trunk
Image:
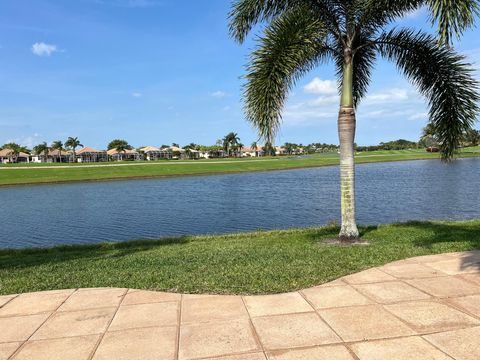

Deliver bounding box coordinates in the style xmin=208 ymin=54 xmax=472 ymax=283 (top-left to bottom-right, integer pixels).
xmin=338 ymin=57 xmax=359 ymax=240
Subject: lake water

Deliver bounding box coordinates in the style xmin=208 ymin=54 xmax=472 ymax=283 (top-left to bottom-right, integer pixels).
xmin=0 ymin=158 xmax=479 ymax=249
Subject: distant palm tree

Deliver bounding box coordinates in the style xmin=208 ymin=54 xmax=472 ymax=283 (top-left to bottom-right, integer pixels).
xmin=33 ymin=142 xmax=49 ymax=162
xmin=51 ymin=140 xmax=64 ymax=163
xmin=65 ymin=137 xmax=83 ymax=163
xmin=230 ymin=0 xmax=479 ymax=240
xmin=236 ymin=142 xmax=244 ymax=157
xmin=251 ymin=141 xmax=259 ymax=156
xmin=223 ymin=132 xmax=241 ymax=157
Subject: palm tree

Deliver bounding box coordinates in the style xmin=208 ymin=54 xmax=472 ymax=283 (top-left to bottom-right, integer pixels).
xmin=33 ymin=142 xmax=49 ymax=162
xmin=251 ymin=141 xmax=259 ymax=156
xmin=51 ymin=140 xmax=64 ymax=163
xmin=229 ymin=0 xmax=479 ymax=240
xmin=223 ymin=132 xmax=241 ymax=157
xmin=65 ymin=137 xmax=83 ymax=163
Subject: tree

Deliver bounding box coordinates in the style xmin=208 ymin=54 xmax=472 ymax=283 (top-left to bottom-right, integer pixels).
xmin=2 ymin=143 xmax=29 ymax=163
xmin=463 ymin=129 xmax=480 ymax=147
xmin=33 ymin=142 xmax=49 ymax=162
xmin=107 ymin=139 xmax=131 ymax=151
xmin=107 ymin=140 xmax=131 ymax=161
xmin=65 ymin=137 xmax=83 ymax=163
xmin=51 ymin=140 xmax=64 ymax=163
xmin=229 ymin=0 xmax=479 ymax=240
xmin=223 ymin=132 xmax=241 ymax=157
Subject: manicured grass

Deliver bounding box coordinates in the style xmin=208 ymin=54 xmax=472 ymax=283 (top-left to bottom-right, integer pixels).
xmin=1 ymin=220 xmax=478 ymax=295
xmin=1 ymin=147 xmax=479 ymax=186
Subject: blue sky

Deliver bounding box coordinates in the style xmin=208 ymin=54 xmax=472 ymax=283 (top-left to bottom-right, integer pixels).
xmin=1 ymin=0 xmax=479 ymax=149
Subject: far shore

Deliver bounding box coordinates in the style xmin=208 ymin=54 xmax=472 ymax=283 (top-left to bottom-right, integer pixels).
xmin=0 ymin=147 xmax=479 ymax=187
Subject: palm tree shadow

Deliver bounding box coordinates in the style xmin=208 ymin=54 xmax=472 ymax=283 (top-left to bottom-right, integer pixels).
xmin=0 ymin=236 xmax=190 ymax=271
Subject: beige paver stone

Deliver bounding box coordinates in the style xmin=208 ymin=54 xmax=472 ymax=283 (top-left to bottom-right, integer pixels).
xmin=318 ymin=305 xmax=415 ymax=342
xmin=109 ymin=301 xmax=178 ymax=331
xmin=301 ymin=285 xmax=372 ymax=309
xmin=380 ymin=263 xmax=446 ymax=279
xmin=203 ymin=353 xmax=267 ymax=360
xmin=0 ymin=342 xmax=22 ymax=360
xmin=58 ymin=288 xmax=126 ymax=312
xmin=406 ymin=253 xmax=456 ymax=264
xmin=0 ymin=314 xmax=49 ymax=342
xmin=14 ymin=334 xmax=100 ymax=360
xmin=179 ymin=319 xmax=259 ymax=360
xmin=122 ymin=289 xmax=181 ymax=305
xmin=350 ymin=336 xmax=451 ymax=360
xmin=251 ymin=312 xmax=340 ymax=350
xmin=407 ymin=276 xmax=480 ymax=297
xmin=243 ymin=292 xmax=313 ymax=317
xmin=32 ymin=307 xmax=117 ymax=340
xmin=0 ymin=291 xmax=71 ymax=317
xmin=319 ymin=278 xmax=347 ymax=287
xmin=93 ymin=326 xmax=177 ymax=360
xmin=424 ymin=326 xmax=480 ymax=360
xmin=447 ymin=294 xmax=480 ymax=318
xmin=267 ymin=345 xmax=354 ymax=360
xmin=385 ymin=300 xmax=479 ymax=333
xmin=425 ymin=257 xmax=480 ymax=275
xmin=460 ymin=272 xmax=480 ymax=286
xmin=353 ymin=281 xmax=431 ymax=304
xmin=182 ymin=295 xmax=248 ymax=324
xmin=0 ymin=295 xmax=16 ymax=308
xmin=342 ymin=268 xmax=396 ymax=285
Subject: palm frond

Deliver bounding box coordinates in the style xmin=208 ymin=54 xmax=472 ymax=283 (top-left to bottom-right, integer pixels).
xmin=228 ymin=0 xmax=296 ymax=43
xmin=358 ymin=0 xmax=480 ymax=44
xmin=376 ymin=29 xmax=479 ymax=159
xmin=243 ymin=7 xmax=332 ymax=142
xmin=427 ymin=0 xmax=480 ymax=45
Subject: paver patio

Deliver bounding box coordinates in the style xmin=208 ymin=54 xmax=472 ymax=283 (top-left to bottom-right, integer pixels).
xmin=1 ymin=251 xmax=479 ymax=359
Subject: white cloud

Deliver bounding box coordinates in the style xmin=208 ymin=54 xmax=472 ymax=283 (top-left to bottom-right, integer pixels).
xmin=307 ymin=95 xmax=338 ymax=107
xmin=304 ymin=77 xmax=337 ymax=95
xmin=210 ymin=90 xmax=227 ymax=98
xmin=365 ymin=88 xmax=409 ymax=104
xmin=7 ymin=134 xmax=43 ymax=148
xmin=31 ymin=42 xmax=58 ymax=56
xmin=131 ymin=92 xmax=142 ymax=98
xmin=408 ymin=112 xmax=428 ymax=121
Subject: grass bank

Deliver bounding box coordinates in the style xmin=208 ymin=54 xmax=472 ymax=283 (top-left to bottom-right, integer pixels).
xmin=1 ymin=147 xmax=479 ymax=186
xmin=1 ymin=220 xmax=478 ymax=295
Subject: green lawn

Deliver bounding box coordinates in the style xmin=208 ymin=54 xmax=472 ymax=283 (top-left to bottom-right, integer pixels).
xmin=1 ymin=147 xmax=479 ymax=186
xmin=1 ymin=220 xmax=478 ymax=295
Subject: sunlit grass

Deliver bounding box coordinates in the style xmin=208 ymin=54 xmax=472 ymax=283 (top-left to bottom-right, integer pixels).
xmin=1 ymin=220 xmax=478 ymax=295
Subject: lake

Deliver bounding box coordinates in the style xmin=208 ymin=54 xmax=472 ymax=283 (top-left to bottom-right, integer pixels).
xmin=0 ymin=158 xmax=479 ymax=249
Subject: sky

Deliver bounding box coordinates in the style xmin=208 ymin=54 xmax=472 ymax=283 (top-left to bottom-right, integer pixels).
xmin=0 ymin=0 xmax=479 ymax=149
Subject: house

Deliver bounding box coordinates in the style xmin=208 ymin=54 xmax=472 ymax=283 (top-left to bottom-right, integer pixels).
xmin=241 ymin=146 xmax=264 ymax=157
xmin=162 ymin=146 xmax=186 ymax=159
xmin=0 ymin=149 xmax=30 ymax=164
xmin=140 ymin=146 xmax=164 ymax=161
xmin=76 ymin=147 xmax=108 ymax=163
xmin=107 ymin=148 xmax=143 ymax=161
xmin=31 ymin=149 xmax=72 ymax=163
xmin=275 ymin=146 xmax=288 ymax=156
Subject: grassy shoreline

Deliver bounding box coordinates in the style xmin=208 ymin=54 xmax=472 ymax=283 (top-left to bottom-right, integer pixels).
xmin=1 ymin=147 xmax=479 ymax=187
xmin=1 ymin=220 xmax=478 ymax=295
